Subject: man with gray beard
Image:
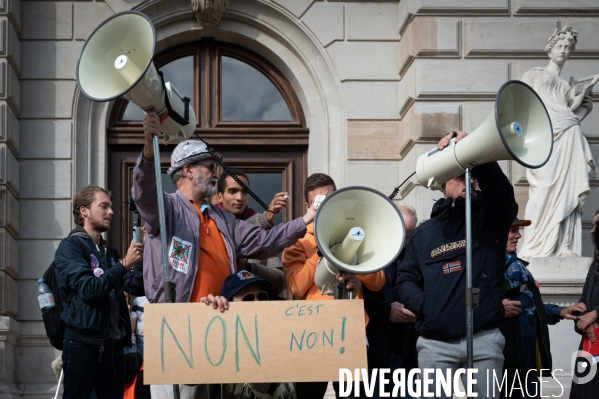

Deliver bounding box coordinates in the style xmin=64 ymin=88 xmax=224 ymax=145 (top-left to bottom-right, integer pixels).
xmin=132 ymin=112 xmax=315 ymax=399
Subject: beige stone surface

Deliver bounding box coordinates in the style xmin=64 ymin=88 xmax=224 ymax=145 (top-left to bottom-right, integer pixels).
xmin=21 ymin=41 xmax=84 ymax=79
xmin=465 ymin=18 xmax=559 ymax=57
xmin=515 ymin=0 xmax=599 ymax=14
xmin=104 ymin=0 xmax=146 ymax=14
xmin=0 ymin=186 xmax=18 ymax=236
xmin=17 ymin=279 xmax=39 ymax=321
xmin=0 ymin=0 xmax=22 ymax=34
xmin=347 ymin=160 xmax=401 ymax=196
xmin=272 ymin=0 xmax=313 ymax=18
xmin=0 ymin=143 xmax=18 ymax=195
xmin=399 ymin=17 xmax=460 ymax=77
xmin=0 ymin=17 xmax=20 ymax=75
xmin=0 ymin=59 xmax=19 ymax=116
xmin=0 ymin=271 xmax=17 ymax=317
xmin=20 ymin=81 xmax=76 ymax=118
xmin=398 ymin=60 xmax=509 ymax=117
xmin=0 ymin=100 xmax=19 ymax=156
xmin=328 ymin=42 xmax=398 ymax=81
xmin=19 ymin=160 xmax=71 ymax=199
xmin=394 ymin=102 xmax=461 ymax=160
xmin=18 ymin=199 xmax=71 ymax=239
xmin=0 ymin=227 xmax=17 ymax=277
xmin=73 ymin=2 xmax=114 ymax=41
xmin=21 ymin=2 xmax=72 ymax=40
xmin=347 ymin=120 xmax=401 ymax=160
xmin=302 ymin=2 xmax=343 ymax=47
xmin=19 ymin=119 xmax=71 ymax=159
xmin=18 ymin=240 xmax=60 ymax=280
xmin=415 ymin=0 xmax=509 ymax=13
xmin=344 ymin=81 xmax=398 ymax=120
xmin=346 ymin=2 xmax=399 ymax=40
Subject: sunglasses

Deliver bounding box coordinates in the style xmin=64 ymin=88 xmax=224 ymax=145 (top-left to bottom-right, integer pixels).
xmin=241 ymin=291 xmax=269 ymax=302
xmin=193 ymin=161 xmax=218 ymax=173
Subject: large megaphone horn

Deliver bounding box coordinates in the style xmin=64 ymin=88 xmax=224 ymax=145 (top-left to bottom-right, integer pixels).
xmin=313 ymin=187 xmax=405 ymax=297
xmin=416 ymin=80 xmax=553 ymax=190
xmin=76 ymin=11 xmax=195 ymax=144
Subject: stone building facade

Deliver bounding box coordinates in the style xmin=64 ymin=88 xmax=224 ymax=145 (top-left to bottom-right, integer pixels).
xmin=0 ymin=0 xmax=598 ymax=397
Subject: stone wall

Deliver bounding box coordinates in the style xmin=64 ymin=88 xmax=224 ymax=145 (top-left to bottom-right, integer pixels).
xmin=1 ymin=0 xmax=597 ymax=397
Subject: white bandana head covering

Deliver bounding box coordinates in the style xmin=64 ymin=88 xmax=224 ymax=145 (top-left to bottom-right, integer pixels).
xmin=166 ymin=140 xmax=212 ymax=176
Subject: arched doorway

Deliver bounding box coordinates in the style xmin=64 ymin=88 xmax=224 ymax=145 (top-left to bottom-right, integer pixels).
xmin=106 ymin=40 xmax=308 ymax=251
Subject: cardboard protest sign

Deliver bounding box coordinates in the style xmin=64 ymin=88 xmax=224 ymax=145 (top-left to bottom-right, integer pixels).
xmin=144 ymin=300 xmax=367 ymax=384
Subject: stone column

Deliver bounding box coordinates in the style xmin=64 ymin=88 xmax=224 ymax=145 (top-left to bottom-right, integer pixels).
xmin=0 ymin=1 xmax=20 ymax=398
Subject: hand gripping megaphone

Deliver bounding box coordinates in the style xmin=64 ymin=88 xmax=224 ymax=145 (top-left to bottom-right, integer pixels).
xmin=76 ymin=11 xmax=196 ymax=144
xmin=313 ymin=187 xmax=405 ymax=297
xmin=416 ymin=80 xmax=553 ymax=190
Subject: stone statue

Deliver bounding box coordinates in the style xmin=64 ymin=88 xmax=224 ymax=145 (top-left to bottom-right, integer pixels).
xmin=519 ymin=26 xmax=596 ymax=258
xmin=191 ymin=0 xmax=228 ymax=28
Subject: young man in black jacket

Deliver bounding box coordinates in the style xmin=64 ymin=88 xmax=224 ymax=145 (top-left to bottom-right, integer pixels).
xmin=396 ymin=131 xmax=518 ymax=398
xmin=54 ymin=185 xmax=144 ymax=399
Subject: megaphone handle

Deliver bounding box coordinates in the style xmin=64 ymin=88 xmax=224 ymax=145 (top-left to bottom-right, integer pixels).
xmin=334 ymin=280 xmax=346 ymax=300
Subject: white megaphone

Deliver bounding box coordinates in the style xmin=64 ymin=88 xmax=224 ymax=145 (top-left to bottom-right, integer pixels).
xmin=76 ymin=11 xmax=196 ymax=144
xmin=313 ymin=187 xmax=405 ymax=297
xmin=416 ymin=80 xmax=553 ymax=190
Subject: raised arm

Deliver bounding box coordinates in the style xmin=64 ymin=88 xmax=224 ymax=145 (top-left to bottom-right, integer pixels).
xmin=472 ymin=162 xmax=517 ymax=230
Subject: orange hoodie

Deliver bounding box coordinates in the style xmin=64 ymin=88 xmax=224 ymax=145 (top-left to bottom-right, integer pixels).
xmin=282 ymin=222 xmax=385 ymax=301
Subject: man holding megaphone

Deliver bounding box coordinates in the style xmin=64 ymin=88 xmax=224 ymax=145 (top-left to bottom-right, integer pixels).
xmin=282 ymin=173 xmax=386 ymax=398
xmin=396 ymin=131 xmax=518 ymax=399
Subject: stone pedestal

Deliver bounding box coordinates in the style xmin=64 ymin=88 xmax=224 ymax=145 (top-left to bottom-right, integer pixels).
xmin=524 ymin=257 xmax=592 ymax=398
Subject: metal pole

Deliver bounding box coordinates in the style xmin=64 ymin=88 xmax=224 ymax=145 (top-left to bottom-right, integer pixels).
xmin=465 ymin=168 xmax=474 ymax=398
xmin=152 ymin=134 xmax=180 ymax=399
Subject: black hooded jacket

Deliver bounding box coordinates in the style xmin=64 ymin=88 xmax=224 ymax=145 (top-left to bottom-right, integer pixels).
xmin=396 ymin=162 xmax=517 ymax=340
xmin=54 ymin=227 xmax=145 ymax=347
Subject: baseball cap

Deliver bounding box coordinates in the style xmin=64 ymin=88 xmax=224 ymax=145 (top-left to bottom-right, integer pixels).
xmin=219 ymin=270 xmax=273 ymax=301
xmin=512 ymin=217 xmax=531 ymax=227
xmin=166 ymin=140 xmax=212 ymax=176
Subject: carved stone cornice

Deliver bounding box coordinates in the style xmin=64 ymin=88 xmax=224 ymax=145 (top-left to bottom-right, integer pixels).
xmin=191 ymin=0 xmax=228 ymax=29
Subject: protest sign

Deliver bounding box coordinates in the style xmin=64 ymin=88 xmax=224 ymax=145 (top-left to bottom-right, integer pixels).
xmin=144 ymin=299 xmax=367 ymax=384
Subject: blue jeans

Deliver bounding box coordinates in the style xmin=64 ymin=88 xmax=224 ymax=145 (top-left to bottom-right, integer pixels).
xmin=62 ymin=338 xmax=126 ymax=399
xmin=137 ymin=336 xmax=144 ymax=358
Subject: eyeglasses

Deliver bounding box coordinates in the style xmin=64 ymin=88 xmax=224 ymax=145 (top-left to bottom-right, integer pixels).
xmin=241 ymin=291 xmax=269 ymax=302
xmin=193 ymin=161 xmax=217 ymax=173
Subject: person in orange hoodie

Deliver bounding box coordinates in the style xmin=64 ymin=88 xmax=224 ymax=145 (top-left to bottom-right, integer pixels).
xmin=282 ymin=173 xmax=386 ymax=399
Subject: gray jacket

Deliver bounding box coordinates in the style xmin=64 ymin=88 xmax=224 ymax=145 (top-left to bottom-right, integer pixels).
xmin=131 ymin=154 xmax=307 ymax=303
xmin=244 ymin=213 xmax=286 ymax=293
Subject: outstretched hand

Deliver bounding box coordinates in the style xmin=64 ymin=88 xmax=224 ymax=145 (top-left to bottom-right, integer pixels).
xmin=560 ymin=302 xmax=587 ymax=320
xmin=266 ymin=192 xmax=289 ymax=224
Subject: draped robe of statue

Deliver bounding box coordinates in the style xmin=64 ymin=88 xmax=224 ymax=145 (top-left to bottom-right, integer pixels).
xmin=519 ymin=67 xmax=595 ymax=258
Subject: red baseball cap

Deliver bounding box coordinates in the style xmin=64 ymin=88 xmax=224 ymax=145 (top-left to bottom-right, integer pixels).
xmin=512 ymin=218 xmax=531 ymax=227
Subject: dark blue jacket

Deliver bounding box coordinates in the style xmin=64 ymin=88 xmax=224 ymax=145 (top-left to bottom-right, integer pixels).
xmin=54 ymin=227 xmax=144 ymax=347
xmin=396 ymin=162 xmax=517 ymax=340
xmin=363 ymin=251 xmax=418 ymax=371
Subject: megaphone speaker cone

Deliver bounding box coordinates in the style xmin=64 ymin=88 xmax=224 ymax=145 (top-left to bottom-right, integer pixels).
xmin=76 ymin=11 xmax=157 ymax=102
xmin=313 ymin=187 xmax=405 ymax=274
xmin=416 ymin=80 xmax=553 ymax=190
